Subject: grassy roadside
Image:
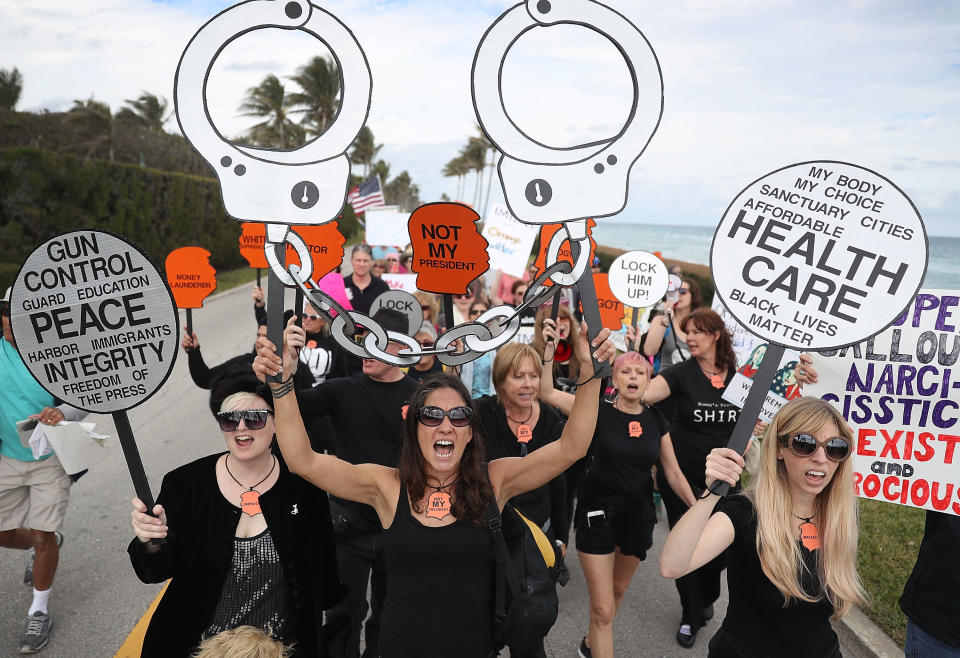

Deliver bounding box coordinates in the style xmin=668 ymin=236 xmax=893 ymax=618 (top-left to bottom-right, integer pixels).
xmin=856 ymin=499 xmax=925 ymax=646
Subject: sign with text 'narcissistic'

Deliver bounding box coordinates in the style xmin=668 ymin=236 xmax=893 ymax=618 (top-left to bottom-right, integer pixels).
xmin=10 ymin=231 xmax=179 ymax=414
xmin=711 ymin=161 xmax=927 ymax=351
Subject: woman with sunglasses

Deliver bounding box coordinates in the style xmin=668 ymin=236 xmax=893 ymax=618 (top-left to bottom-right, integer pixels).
xmin=253 ymin=321 xmax=613 ymax=657
xmin=661 ymin=396 xmax=866 ymax=657
xmin=641 ymin=307 xmax=741 ymax=648
xmin=128 ymin=373 xmax=343 ymax=657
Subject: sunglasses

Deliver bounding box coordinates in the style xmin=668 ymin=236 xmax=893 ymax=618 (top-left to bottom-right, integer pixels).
xmin=417 ymin=405 xmax=473 ymax=427
xmin=778 ymin=433 xmax=850 ymax=462
xmin=216 ymin=409 xmax=271 ymax=432
xmin=304 ymin=313 xmax=322 ymax=321
xmin=387 ymin=257 xmax=398 ymax=262
xmin=678 ymin=288 xmax=689 ymax=294
xmin=470 ymin=308 xmax=487 ymax=316
xmin=418 ymin=340 xmax=433 ymax=347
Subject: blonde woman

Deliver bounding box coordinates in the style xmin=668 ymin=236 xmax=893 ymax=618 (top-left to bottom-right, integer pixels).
xmin=660 ymin=396 xmax=866 ymax=657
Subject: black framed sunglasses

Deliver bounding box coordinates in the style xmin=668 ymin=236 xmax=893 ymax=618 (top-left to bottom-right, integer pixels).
xmin=677 ymin=288 xmax=689 ymax=295
xmin=778 ymin=433 xmax=850 ymax=462
xmin=216 ymin=409 xmax=271 ymax=432
xmin=417 ymin=405 xmax=473 ymax=427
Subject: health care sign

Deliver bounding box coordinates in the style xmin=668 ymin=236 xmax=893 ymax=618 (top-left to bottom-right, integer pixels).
xmin=9 ymin=231 xmax=179 ymax=414
xmin=807 ymin=290 xmax=960 ymax=516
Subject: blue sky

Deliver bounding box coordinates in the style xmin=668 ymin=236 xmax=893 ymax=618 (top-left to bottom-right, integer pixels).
xmin=3 ymin=0 xmax=959 ymax=236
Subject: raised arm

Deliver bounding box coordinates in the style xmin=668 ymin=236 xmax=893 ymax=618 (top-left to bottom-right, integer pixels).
xmin=660 ymin=447 xmax=741 ymax=578
xmin=642 ymin=309 xmax=671 ymax=357
xmin=253 ymin=319 xmax=397 ymax=525
xmin=537 ymin=318 xmax=575 ymax=416
xmin=491 ymin=322 xmax=612 ymax=504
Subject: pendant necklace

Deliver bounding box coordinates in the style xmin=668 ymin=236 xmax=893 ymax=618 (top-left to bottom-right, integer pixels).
xmin=794 ymin=513 xmax=820 ymax=550
xmin=425 ymin=476 xmax=459 ymax=521
xmin=506 ymin=406 xmax=534 ymax=445
xmin=226 ymin=454 xmax=276 ymax=517
xmin=700 ymin=363 xmax=725 ymax=389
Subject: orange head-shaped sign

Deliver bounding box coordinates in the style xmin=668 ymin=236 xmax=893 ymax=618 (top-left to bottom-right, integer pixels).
xmin=239 ymin=222 xmax=268 ymax=269
xmin=286 ymin=223 xmax=345 ymax=281
xmin=587 ymin=272 xmax=624 ymax=331
xmin=409 ymin=202 xmax=489 ymax=295
xmin=165 ymin=246 xmax=217 ymax=309
xmin=534 ymin=220 xmax=597 ymax=281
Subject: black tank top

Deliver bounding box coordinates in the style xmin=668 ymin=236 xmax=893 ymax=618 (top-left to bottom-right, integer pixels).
xmin=380 ymin=484 xmax=494 ymax=658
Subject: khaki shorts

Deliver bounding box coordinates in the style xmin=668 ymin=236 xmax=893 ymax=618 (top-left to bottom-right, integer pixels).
xmin=0 ymin=454 xmax=72 ymax=532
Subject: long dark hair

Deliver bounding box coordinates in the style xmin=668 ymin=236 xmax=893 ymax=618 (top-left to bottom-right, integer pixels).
xmin=399 ymin=373 xmax=494 ymax=526
xmin=681 ymin=308 xmax=737 ymax=373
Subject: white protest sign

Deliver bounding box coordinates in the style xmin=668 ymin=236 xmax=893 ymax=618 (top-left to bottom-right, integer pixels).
xmin=481 ymin=203 xmax=539 ymax=278
xmin=381 ymin=273 xmax=417 ymax=293
xmin=807 ymin=289 xmax=960 ymax=516
xmin=9 ymin=230 xmax=179 ymax=413
xmin=608 ymin=250 xmax=668 ymax=309
xmin=369 ymin=290 xmax=421 ymax=336
xmin=711 ymin=160 xmax=927 ymax=351
xmin=365 ymin=208 xmax=412 ymax=248
xmin=721 ymin=344 xmax=802 ymax=422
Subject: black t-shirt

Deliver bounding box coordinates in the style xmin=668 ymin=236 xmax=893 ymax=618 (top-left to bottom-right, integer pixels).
xmin=298 ymin=374 xmax=418 ymax=531
xmin=343 ymin=274 xmax=390 ymax=315
xmin=712 ymin=495 xmax=838 ymax=658
xmin=581 ymin=402 xmax=669 ymax=497
xmin=406 ymin=359 xmax=442 ymax=383
xmin=475 ymin=396 xmax=568 ymax=538
xmin=659 ymin=359 xmax=739 ymax=485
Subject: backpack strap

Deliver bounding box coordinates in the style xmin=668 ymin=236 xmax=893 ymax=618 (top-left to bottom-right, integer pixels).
xmin=483 ymin=464 xmax=521 ymax=628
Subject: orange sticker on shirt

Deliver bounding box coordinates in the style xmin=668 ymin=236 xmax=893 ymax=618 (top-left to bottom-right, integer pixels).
xmin=401 ymin=404 xmax=409 ymax=420
xmin=165 ymin=247 xmax=217 ymax=309
xmin=409 ymin=203 xmax=490 ymax=294
xmin=425 ymin=491 xmax=451 ymax=520
xmin=800 ymin=522 xmax=820 ymax=551
xmin=628 ymin=421 xmax=643 ymax=438
xmin=710 ymin=374 xmax=725 ymax=389
xmin=516 ymin=425 xmax=532 ymax=443
xmin=240 ymin=490 xmax=263 ymax=517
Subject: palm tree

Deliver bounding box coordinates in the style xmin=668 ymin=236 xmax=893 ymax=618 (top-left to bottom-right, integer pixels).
xmin=384 ymin=171 xmax=420 ymax=212
xmin=461 ymin=136 xmax=488 ymax=208
xmin=473 ymin=126 xmax=498 ymax=218
xmin=288 ymin=56 xmax=341 ymax=137
xmin=349 ymin=125 xmax=382 ymax=176
xmin=64 ymin=97 xmax=115 ymax=160
xmin=442 ymin=155 xmax=470 ymax=202
xmin=238 ymin=74 xmax=301 ymax=149
xmin=370 ymin=159 xmax=390 ymax=184
xmin=116 ymin=92 xmax=169 ymax=131
xmin=0 ymin=67 xmax=23 ymax=110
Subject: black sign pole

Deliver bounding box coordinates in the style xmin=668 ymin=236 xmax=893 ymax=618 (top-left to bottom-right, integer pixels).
xmin=294 ymin=289 xmax=304 ymax=329
xmin=256 ymin=268 xmax=262 ymax=288
xmin=267 ymin=243 xmax=287 ymax=383
xmin=185 ymin=308 xmax=193 ymax=337
xmin=113 ymin=409 xmax=164 ymax=550
xmin=631 ymin=307 xmax=640 ymax=352
xmin=443 ymin=294 xmax=455 ymax=332
xmin=568 ymin=237 xmax=610 ymax=378
xmin=712 ymin=343 xmax=786 ymax=496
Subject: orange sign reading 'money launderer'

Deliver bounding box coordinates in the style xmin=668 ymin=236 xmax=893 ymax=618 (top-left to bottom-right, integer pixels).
xmin=409 ymin=202 xmax=490 ymax=295
xmin=238 ymin=222 xmax=345 ymax=280
xmin=165 ymin=246 xmax=217 ymax=309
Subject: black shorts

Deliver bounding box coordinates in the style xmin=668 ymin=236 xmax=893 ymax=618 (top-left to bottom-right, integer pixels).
xmin=574 ymin=489 xmax=656 ymax=558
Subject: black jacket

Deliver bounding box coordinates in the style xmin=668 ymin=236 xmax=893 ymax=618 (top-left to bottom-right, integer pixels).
xmin=900 ymin=510 xmax=960 ymax=648
xmin=128 ymin=452 xmax=344 ymax=656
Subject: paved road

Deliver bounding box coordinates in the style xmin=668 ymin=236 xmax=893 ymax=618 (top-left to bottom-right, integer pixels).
xmin=0 ymin=282 xmax=852 ymax=657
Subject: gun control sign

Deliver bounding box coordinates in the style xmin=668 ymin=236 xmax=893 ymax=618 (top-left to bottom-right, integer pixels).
xmin=807 ymin=290 xmax=960 ymax=516
xmin=711 ymin=161 xmax=927 ymax=351
xmin=9 ymin=231 xmax=179 ymax=413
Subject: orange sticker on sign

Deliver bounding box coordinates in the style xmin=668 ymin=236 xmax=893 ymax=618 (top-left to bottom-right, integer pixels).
xmin=533 ymin=220 xmax=597 ymax=283
xmin=165 ymin=247 xmax=217 ymax=309
xmin=240 ymin=490 xmax=263 ymax=517
xmin=628 ymin=421 xmax=643 ymax=438
xmin=239 ymin=222 xmax=269 ymax=269
xmin=587 ymin=273 xmax=624 ymax=330
xmin=409 ymin=202 xmax=490 ymax=294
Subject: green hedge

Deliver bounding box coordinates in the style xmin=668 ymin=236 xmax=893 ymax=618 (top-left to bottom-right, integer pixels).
xmin=0 ymin=147 xmax=363 ymax=280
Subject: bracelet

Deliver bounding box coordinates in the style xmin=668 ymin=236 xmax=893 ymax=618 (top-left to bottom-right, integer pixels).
xmin=270 ymin=378 xmax=295 ymax=398
xmin=699 ymin=487 xmax=718 ymax=500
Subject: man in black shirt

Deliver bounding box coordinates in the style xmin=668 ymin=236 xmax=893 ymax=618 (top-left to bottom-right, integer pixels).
xmin=343 ymin=244 xmax=390 ymax=315
xmin=297 ymin=309 xmax=418 ymax=658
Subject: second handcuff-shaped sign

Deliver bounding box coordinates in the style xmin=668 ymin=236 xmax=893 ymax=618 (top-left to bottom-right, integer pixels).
xmin=174 ymin=0 xmax=371 ymax=232
xmin=472 ymin=0 xmax=663 ymax=284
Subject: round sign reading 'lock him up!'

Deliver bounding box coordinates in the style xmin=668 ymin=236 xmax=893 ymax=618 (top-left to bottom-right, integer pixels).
xmin=9 ymin=230 xmax=180 ymax=413
xmin=711 ymin=161 xmax=927 ymax=351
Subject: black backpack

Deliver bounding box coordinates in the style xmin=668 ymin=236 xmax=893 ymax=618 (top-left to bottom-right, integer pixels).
xmin=485 ymin=500 xmax=560 ymax=653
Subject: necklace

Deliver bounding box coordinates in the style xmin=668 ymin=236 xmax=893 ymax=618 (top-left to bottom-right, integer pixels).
xmin=793 ymin=513 xmax=820 ymax=550
xmin=425 ymin=476 xmax=459 ymax=521
xmin=506 ymin=405 xmax=533 ymax=444
xmin=699 ymin=362 xmax=725 ymax=389
xmin=225 ymin=455 xmax=276 ymax=517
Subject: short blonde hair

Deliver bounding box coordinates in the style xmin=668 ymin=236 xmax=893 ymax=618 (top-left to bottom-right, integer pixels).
xmin=492 ymin=342 xmax=541 ymax=399
xmin=194 ymin=626 xmax=292 ymax=657
xmin=220 ymin=392 xmax=263 ymax=413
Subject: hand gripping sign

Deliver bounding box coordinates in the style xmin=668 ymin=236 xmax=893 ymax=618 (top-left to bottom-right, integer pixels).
xmin=10 ymin=230 xmax=180 ymax=517
xmin=175 ymin=0 xmax=370 ymax=377
xmin=709 ymin=160 xmax=928 ymax=495
xmin=165 ymin=246 xmax=217 ymax=336
xmin=472 ymin=0 xmax=663 ymax=378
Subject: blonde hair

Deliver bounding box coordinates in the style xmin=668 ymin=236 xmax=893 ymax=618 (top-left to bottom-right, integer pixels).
xmin=414 ymin=291 xmax=439 ymax=324
xmin=748 ymin=396 xmax=866 ymax=618
xmin=194 ymin=626 xmax=292 ymax=657
xmin=220 ymin=392 xmax=263 ymax=412
xmin=492 ymin=342 xmax=541 ymax=400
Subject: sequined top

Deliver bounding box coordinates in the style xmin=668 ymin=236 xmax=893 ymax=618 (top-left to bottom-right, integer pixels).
xmin=203 ymin=528 xmax=292 ymax=642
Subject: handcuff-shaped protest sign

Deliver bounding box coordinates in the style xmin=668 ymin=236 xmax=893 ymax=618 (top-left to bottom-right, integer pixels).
xmin=709 ymin=160 xmax=929 ymax=495
xmin=472 ymin=0 xmax=664 ymax=377
xmin=10 ymin=231 xmax=180 ymax=537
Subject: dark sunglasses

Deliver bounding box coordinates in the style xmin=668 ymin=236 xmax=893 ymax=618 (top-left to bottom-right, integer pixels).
xmin=678 ymin=288 xmax=689 ymax=294
xmin=470 ymin=308 xmax=487 ymax=316
xmin=216 ymin=409 xmax=271 ymax=432
xmin=417 ymin=405 xmax=473 ymax=427
xmin=778 ymin=433 xmax=850 ymax=462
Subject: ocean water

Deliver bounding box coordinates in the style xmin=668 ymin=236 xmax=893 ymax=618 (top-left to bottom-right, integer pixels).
xmin=592 ymin=222 xmax=960 ymax=291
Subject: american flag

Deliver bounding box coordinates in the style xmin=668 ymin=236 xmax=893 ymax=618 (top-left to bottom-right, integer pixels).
xmin=347 ymin=175 xmax=385 ymax=215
